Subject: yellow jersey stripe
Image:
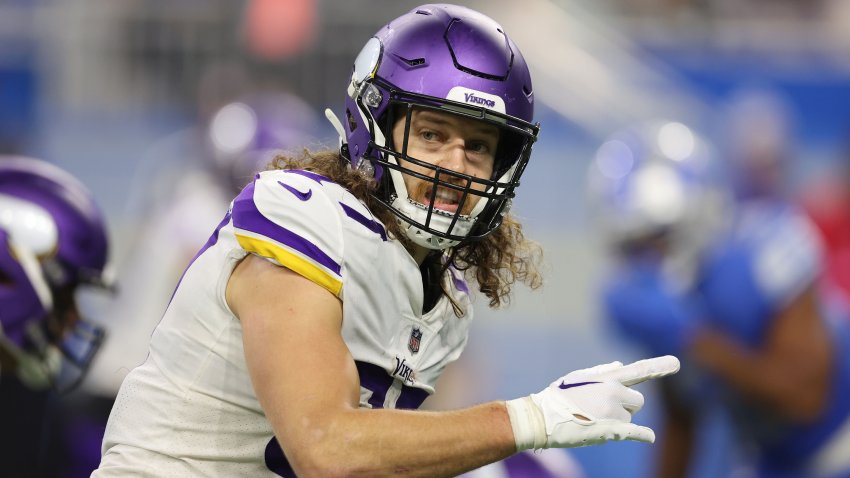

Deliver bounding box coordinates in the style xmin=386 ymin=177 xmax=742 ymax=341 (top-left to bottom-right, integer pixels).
xmin=236 ymin=234 xmax=343 ymax=297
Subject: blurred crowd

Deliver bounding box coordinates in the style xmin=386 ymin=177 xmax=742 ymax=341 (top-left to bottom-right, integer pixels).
xmin=1 ymin=0 xmax=850 ymax=477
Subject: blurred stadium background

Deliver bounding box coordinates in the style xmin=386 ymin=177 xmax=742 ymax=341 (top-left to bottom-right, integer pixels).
xmin=3 ymin=0 xmax=850 ymax=476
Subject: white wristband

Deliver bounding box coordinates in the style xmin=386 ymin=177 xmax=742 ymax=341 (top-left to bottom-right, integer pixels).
xmin=505 ymin=396 xmax=548 ymax=451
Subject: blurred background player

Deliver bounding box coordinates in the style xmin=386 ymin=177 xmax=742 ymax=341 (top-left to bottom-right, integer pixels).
xmin=588 ymin=120 xmax=850 ymax=478
xmin=0 ymin=156 xmax=113 ymax=478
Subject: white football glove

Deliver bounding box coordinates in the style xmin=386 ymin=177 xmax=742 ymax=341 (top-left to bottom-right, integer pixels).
xmin=505 ymin=355 xmax=680 ymax=450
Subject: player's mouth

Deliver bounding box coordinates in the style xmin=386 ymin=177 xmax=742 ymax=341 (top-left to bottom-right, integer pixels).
xmin=423 ymin=186 xmax=462 ymax=213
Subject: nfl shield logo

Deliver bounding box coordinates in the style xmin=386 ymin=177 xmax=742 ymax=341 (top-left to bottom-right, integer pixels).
xmin=408 ymin=327 xmax=422 ymax=354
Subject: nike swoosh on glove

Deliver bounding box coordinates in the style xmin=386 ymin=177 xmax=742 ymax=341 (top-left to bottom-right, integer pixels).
xmin=505 ymin=355 xmax=680 ymax=450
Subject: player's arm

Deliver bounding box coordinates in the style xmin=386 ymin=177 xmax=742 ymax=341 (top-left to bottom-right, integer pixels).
xmin=229 ymin=253 xmax=515 ymax=478
xmin=228 ymin=253 xmax=680 ymax=478
xmin=690 ymin=286 xmax=831 ymax=422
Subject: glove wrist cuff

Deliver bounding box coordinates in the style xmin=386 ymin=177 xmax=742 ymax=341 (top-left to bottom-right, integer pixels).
xmin=505 ymin=396 xmax=548 ymax=451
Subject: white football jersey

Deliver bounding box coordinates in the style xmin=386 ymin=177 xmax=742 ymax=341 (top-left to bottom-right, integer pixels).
xmin=95 ymin=169 xmax=473 ymax=477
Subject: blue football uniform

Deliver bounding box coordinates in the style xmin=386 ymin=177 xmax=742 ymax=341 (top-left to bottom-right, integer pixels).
xmin=697 ymin=201 xmax=850 ymax=477
xmin=604 ymin=200 xmax=850 ymax=477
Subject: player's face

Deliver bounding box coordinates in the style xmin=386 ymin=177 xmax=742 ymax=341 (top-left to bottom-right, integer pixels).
xmin=391 ymin=109 xmax=499 ymax=215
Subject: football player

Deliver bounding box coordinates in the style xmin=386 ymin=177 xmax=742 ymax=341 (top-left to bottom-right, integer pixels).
xmin=0 ymin=156 xmax=113 ymax=476
xmin=95 ymin=5 xmax=678 ymax=477
xmin=590 ymin=121 xmax=850 ymax=477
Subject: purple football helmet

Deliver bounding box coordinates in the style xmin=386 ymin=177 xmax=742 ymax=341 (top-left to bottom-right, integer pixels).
xmin=0 ymin=156 xmax=111 ymax=391
xmin=207 ymin=92 xmax=320 ymax=193
xmin=330 ymin=4 xmax=539 ymax=250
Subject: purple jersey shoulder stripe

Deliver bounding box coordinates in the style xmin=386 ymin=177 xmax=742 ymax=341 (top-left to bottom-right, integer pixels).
xmin=340 ymin=202 xmax=387 ymax=241
xmin=232 ymin=181 xmax=341 ymax=275
xmin=284 ymin=169 xmax=332 ymax=184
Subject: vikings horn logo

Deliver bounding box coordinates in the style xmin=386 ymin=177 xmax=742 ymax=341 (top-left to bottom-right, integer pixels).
xmin=408 ymin=327 xmax=422 ymax=354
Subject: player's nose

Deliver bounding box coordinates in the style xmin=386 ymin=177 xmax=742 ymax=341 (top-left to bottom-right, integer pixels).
xmin=438 ymin=142 xmax=469 ymax=175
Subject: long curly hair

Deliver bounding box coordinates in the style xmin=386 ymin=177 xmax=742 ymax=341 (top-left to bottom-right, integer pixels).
xmin=269 ymin=149 xmax=543 ymax=309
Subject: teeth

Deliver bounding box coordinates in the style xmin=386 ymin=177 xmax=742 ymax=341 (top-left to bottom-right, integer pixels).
xmin=406 ymin=197 xmax=473 ymax=220
xmin=434 ymin=189 xmax=457 ymax=204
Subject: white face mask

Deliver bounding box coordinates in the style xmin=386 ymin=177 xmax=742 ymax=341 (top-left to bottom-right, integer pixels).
xmin=384 ymin=148 xmax=519 ymax=251
xmin=389 ymin=195 xmax=476 ymax=250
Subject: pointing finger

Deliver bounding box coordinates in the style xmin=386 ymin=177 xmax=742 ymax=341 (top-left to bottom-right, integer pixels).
xmin=604 ymin=355 xmax=680 ymax=386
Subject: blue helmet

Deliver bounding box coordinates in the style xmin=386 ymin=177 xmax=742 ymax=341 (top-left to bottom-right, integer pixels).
xmin=0 ymin=156 xmax=112 ymax=390
xmin=587 ymin=121 xmax=730 ymax=279
xmin=328 ymin=4 xmax=539 ymax=250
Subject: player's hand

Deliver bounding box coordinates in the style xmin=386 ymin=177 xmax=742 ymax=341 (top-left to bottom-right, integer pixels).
xmin=505 ymin=355 xmax=680 ymax=450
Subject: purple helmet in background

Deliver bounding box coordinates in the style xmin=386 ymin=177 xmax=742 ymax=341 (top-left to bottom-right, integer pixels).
xmin=207 ymin=91 xmax=321 ymax=193
xmin=0 ymin=156 xmax=111 ymax=391
xmin=330 ymin=3 xmax=539 ymax=250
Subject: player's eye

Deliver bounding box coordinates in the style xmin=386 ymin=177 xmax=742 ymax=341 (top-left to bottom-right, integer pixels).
xmin=421 ymin=130 xmax=439 ymax=142
xmin=468 ymin=142 xmax=490 ymax=154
